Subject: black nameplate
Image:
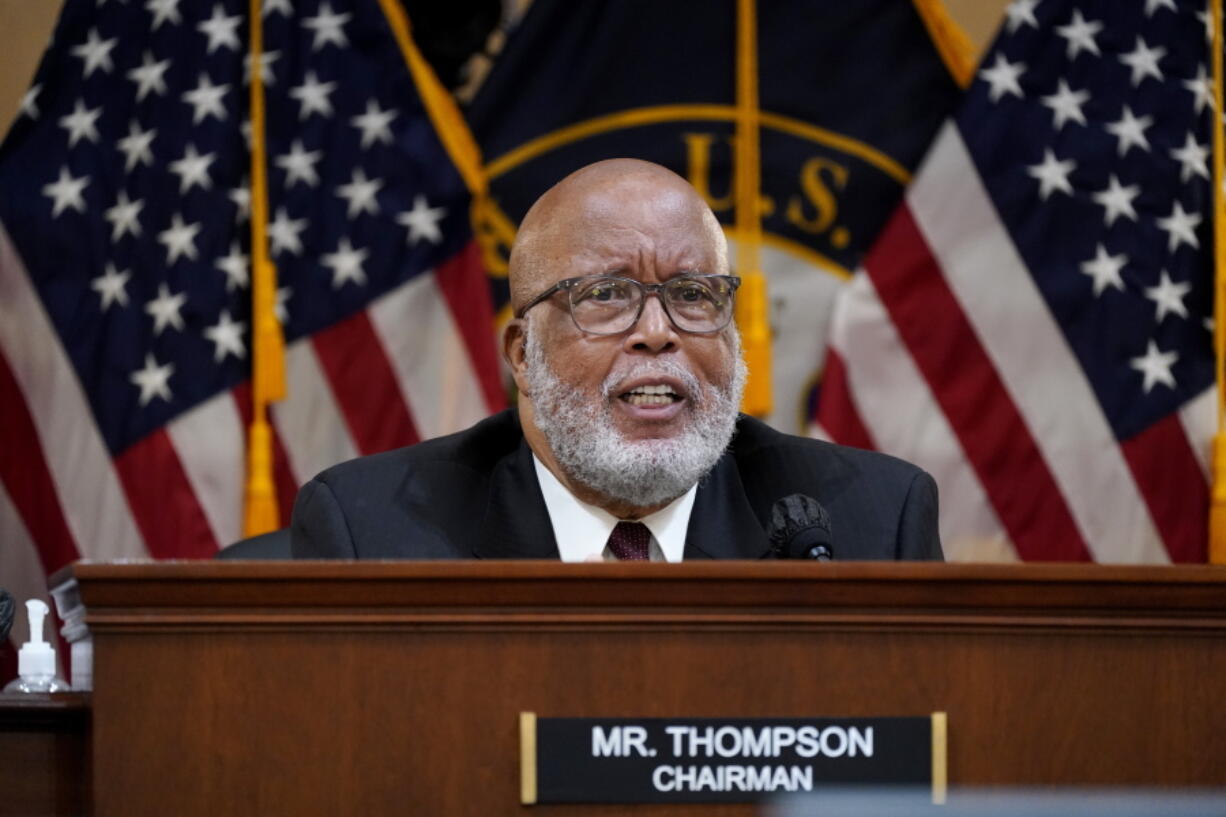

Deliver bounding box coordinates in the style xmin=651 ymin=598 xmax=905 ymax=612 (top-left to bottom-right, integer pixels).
xmin=520 ymin=713 xmax=946 ymax=804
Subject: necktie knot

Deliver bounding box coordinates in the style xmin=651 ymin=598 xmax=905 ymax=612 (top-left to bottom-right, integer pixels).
xmin=607 ymin=521 xmax=651 ymax=561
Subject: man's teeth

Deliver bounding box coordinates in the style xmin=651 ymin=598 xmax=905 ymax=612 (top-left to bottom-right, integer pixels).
xmin=624 ymin=384 xmax=678 ymax=406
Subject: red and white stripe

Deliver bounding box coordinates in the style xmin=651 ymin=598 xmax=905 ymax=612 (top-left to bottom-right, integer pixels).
xmin=272 ymin=340 xmax=361 ymax=490
xmin=369 ymin=259 xmax=493 ymax=440
xmin=817 ymin=124 xmax=1212 ymax=563
xmin=1179 ymin=388 xmax=1214 ymax=481
xmin=815 ymin=274 xmax=1018 ymax=562
xmin=0 ymin=223 xmax=143 ymax=565
xmin=1 ymin=224 xmax=504 ymax=603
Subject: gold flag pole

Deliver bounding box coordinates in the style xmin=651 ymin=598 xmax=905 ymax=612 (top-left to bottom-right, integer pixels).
xmin=1209 ymin=0 xmax=1226 ymax=563
xmin=242 ymin=0 xmax=287 ymax=537
xmin=734 ymin=0 xmax=772 ymax=417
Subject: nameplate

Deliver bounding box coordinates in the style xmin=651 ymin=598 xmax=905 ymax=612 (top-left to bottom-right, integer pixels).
xmin=520 ymin=713 xmax=946 ymax=804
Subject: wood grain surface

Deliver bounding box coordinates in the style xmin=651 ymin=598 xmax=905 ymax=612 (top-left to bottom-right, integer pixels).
xmin=0 ymin=692 xmax=91 ymax=817
xmin=50 ymin=562 xmax=1226 ymax=816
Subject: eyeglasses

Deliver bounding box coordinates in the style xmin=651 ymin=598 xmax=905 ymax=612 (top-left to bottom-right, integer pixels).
xmin=515 ymin=273 xmax=742 ymax=335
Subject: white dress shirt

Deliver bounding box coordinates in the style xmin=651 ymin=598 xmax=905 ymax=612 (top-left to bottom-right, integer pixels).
xmin=532 ymin=455 xmax=696 ymax=562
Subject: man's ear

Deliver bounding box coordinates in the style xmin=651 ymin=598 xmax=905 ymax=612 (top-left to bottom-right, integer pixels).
xmin=502 ymin=318 xmax=531 ymax=395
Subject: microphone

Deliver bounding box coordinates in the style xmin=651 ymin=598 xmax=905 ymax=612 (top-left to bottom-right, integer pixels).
xmin=0 ymin=589 xmax=13 ymax=643
xmin=768 ymin=494 xmax=834 ymax=560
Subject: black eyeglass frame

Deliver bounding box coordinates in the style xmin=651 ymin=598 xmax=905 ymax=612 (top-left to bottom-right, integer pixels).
xmin=514 ymin=273 xmax=743 ymax=335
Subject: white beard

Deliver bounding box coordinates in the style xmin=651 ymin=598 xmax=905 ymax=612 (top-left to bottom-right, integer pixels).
xmin=522 ymin=321 xmax=747 ymax=509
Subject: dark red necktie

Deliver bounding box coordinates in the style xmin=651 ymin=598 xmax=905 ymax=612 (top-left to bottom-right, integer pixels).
xmin=607 ymin=521 xmax=651 ymax=561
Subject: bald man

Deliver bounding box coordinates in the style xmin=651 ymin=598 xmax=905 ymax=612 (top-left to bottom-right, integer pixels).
xmin=290 ymin=160 xmax=942 ymax=561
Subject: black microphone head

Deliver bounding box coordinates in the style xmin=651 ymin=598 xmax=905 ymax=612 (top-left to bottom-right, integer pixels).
xmin=768 ymin=494 xmax=834 ymax=560
xmin=0 ymin=589 xmax=13 ymax=643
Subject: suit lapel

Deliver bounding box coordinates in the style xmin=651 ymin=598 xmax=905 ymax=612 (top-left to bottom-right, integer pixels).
xmin=469 ymin=415 xmax=769 ymax=560
xmin=683 ymin=454 xmax=773 ymax=560
xmin=473 ymin=436 xmax=560 ymax=559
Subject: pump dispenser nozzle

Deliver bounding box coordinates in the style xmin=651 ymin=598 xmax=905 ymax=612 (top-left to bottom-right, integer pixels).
xmin=3 ymin=598 xmax=69 ymax=693
xmin=19 ymin=600 xmax=53 ymax=678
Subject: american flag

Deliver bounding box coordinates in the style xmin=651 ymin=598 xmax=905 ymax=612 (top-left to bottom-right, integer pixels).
xmin=815 ymin=0 xmax=1216 ymax=562
xmin=0 ymin=0 xmax=504 ymax=670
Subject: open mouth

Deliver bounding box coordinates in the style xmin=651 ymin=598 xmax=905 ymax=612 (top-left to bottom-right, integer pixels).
xmin=620 ymin=383 xmax=682 ymax=407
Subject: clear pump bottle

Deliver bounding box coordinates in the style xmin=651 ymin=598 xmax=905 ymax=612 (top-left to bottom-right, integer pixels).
xmin=3 ymin=599 xmax=69 ymax=693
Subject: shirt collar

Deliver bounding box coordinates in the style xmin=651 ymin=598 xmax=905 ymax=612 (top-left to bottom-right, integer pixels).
xmin=533 ymin=455 xmax=696 ymax=562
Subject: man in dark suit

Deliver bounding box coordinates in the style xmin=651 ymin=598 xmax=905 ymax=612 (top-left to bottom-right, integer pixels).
xmin=292 ymin=159 xmax=941 ymax=561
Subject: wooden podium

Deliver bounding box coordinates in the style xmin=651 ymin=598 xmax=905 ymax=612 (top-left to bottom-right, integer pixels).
xmin=42 ymin=562 xmax=1226 ymax=816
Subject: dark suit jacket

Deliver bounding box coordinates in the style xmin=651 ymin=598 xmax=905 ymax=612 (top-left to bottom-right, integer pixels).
xmin=291 ymin=409 xmax=942 ymax=560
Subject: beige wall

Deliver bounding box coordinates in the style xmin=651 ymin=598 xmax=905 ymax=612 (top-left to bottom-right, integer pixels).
xmin=0 ymin=0 xmax=1010 ymax=142
xmin=0 ymin=0 xmax=63 ymax=136
xmin=943 ymin=0 xmax=1010 ymax=58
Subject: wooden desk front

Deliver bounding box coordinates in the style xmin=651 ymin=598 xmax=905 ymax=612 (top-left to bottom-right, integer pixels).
xmin=51 ymin=562 xmax=1226 ymax=816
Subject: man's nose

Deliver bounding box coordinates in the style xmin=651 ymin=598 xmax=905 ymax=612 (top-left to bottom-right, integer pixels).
xmin=624 ymin=294 xmax=679 ymax=353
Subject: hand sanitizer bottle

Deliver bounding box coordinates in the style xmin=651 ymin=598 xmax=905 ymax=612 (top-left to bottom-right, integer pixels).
xmin=3 ymin=599 xmax=69 ymax=693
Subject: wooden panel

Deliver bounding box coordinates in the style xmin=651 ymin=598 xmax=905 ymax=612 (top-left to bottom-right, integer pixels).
xmin=0 ymin=693 xmax=91 ymax=817
xmin=51 ymin=562 xmax=1226 ymax=623
xmin=48 ymin=562 xmax=1226 ymax=817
